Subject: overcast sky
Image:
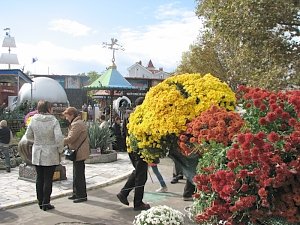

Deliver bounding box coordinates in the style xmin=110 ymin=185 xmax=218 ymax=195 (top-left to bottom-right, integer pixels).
xmin=0 ymin=1 xmax=202 ymax=76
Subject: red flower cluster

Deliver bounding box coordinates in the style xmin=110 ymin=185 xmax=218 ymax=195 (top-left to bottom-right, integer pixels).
xmin=192 ymin=86 xmax=300 ymax=225
xmin=178 ymin=105 xmax=244 ymax=156
xmin=237 ymin=85 xmax=300 ymax=134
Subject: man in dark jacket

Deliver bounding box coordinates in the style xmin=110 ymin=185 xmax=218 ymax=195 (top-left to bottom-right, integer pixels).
xmin=0 ymin=120 xmax=12 ymax=172
xmin=116 ymin=97 xmax=150 ymax=211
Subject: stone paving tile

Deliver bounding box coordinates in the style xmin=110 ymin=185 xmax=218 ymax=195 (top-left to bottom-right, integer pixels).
xmin=0 ymin=153 xmax=132 ymax=209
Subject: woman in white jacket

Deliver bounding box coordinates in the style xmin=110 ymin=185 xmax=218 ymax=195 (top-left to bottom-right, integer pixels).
xmin=25 ymin=100 xmax=64 ymax=211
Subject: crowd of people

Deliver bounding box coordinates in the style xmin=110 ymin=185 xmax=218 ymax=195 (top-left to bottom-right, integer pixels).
xmin=1 ymin=98 xmax=195 ymax=212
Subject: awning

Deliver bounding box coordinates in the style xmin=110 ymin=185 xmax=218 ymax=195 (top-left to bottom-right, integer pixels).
xmin=0 ymin=69 xmax=33 ymax=84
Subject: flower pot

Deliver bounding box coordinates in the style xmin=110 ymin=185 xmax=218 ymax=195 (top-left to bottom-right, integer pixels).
xmin=85 ymin=149 xmax=117 ymax=164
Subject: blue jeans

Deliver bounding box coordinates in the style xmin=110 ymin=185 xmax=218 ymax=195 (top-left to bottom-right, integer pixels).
xmin=151 ymin=165 xmax=166 ymax=187
xmin=1 ymin=146 xmax=11 ymax=169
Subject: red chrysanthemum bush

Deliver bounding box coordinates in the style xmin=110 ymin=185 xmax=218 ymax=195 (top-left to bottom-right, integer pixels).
xmin=189 ymin=86 xmax=300 ymax=225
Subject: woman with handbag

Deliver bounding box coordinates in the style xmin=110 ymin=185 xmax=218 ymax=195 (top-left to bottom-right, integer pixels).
xmin=63 ymin=107 xmax=90 ymax=203
xmin=25 ymin=100 xmax=64 ymax=211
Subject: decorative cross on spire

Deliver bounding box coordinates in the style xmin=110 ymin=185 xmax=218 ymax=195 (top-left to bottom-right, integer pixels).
xmin=102 ymin=38 xmax=124 ymax=66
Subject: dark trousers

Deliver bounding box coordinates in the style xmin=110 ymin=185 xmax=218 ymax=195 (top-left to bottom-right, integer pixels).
xmin=113 ymin=135 xmax=125 ymax=152
xmin=73 ymin=160 xmax=87 ymax=198
xmin=35 ymin=165 xmax=56 ymax=206
xmin=120 ymin=152 xmax=148 ymax=207
xmin=1 ymin=146 xmax=11 ymax=169
xmin=183 ymin=179 xmax=196 ymax=198
xmin=173 ymin=160 xmax=183 ymax=178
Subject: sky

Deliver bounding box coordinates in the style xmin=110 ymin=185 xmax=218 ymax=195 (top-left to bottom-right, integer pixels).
xmin=0 ymin=0 xmax=203 ymax=76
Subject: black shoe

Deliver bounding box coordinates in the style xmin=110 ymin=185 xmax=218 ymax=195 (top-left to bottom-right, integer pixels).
xmin=134 ymin=203 xmax=150 ymax=211
xmin=117 ymin=193 xmax=129 ymax=206
xmin=177 ymin=175 xmax=184 ymax=180
xmin=68 ymin=195 xmax=77 ymax=200
xmin=73 ymin=197 xmax=87 ymax=203
xmin=6 ymin=167 xmax=11 ymax=173
xmin=171 ymin=178 xmax=179 ymax=184
xmin=38 ymin=203 xmax=42 ymax=209
xmin=183 ymin=196 xmax=193 ymax=201
xmin=42 ymin=204 xmax=55 ymax=211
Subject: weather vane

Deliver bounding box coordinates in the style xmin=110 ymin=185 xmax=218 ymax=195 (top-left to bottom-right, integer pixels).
xmin=4 ymin=27 xmax=10 ymax=36
xmin=102 ymin=38 xmax=124 ymax=65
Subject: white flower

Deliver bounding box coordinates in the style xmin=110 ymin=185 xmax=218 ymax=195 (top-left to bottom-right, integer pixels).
xmin=133 ymin=205 xmax=185 ymax=225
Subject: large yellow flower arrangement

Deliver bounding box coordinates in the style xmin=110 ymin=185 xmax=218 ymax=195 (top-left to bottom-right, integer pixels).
xmin=127 ymin=73 xmax=236 ymax=162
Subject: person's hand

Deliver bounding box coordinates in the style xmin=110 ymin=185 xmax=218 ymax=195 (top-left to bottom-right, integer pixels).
xmin=148 ymin=163 xmax=157 ymax=167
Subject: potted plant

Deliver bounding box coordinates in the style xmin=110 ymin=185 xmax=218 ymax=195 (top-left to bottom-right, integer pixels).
xmin=88 ymin=122 xmax=116 ymax=153
xmin=86 ymin=122 xmax=117 ymax=163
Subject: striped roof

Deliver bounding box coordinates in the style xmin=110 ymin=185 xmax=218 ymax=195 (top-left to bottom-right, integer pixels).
xmin=84 ymin=66 xmax=135 ymax=90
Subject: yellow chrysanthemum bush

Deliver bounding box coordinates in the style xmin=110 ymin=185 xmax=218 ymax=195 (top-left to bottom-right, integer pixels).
xmin=127 ymin=73 xmax=236 ymax=162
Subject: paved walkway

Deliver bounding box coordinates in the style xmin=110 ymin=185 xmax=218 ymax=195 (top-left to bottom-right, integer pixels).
xmin=0 ymin=153 xmax=132 ymax=210
xmin=0 ymin=157 xmax=198 ymax=225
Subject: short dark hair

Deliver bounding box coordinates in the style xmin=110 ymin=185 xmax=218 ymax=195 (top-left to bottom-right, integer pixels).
xmin=100 ymin=115 xmax=106 ymax=120
xmin=37 ymin=100 xmax=51 ymax=113
xmin=135 ymin=97 xmax=144 ymax=106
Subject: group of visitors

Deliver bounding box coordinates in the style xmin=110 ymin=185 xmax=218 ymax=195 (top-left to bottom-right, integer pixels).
xmin=1 ymin=98 xmax=195 ymax=212
xmin=18 ymin=100 xmax=89 ymax=211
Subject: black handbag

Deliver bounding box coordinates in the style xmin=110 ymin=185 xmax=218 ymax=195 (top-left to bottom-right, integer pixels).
xmin=64 ymin=136 xmax=87 ymax=161
xmin=64 ymin=148 xmax=76 ymax=161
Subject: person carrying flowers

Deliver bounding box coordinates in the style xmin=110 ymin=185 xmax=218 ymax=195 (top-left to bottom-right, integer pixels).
xmin=116 ymin=97 xmax=151 ymax=211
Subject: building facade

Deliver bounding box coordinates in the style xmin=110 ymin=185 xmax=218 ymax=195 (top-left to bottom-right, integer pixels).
xmin=0 ymin=69 xmax=32 ymax=106
xmin=28 ymin=60 xmax=171 ymax=108
xmin=124 ymin=60 xmax=171 ymax=102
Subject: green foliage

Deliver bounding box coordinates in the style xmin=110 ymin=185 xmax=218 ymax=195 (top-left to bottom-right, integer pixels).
xmin=88 ymin=122 xmax=116 ymax=153
xmin=15 ymin=127 xmax=26 ymax=140
xmin=58 ymin=118 xmax=69 ymax=128
xmin=177 ymin=0 xmax=300 ymax=90
xmin=87 ymin=71 xmax=101 ymax=84
xmin=196 ymin=141 xmax=229 ymax=174
xmin=176 ymin=37 xmax=229 ymax=83
xmin=261 ymin=216 xmax=299 ymax=225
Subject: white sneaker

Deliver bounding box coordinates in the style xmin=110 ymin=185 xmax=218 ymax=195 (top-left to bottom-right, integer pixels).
xmin=156 ymin=186 xmax=168 ymax=193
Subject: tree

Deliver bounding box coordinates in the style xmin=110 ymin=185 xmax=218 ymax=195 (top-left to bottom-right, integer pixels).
xmin=177 ymin=0 xmax=300 ymax=90
xmin=87 ymin=71 xmax=101 ymax=84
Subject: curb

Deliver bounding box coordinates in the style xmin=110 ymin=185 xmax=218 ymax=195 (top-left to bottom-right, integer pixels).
xmin=0 ymin=171 xmax=131 ymax=210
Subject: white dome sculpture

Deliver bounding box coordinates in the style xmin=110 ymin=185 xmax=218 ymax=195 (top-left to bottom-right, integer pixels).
xmin=16 ymin=77 xmax=69 ymax=105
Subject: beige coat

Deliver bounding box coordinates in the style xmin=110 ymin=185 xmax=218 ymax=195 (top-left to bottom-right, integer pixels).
xmin=64 ymin=116 xmax=90 ymax=161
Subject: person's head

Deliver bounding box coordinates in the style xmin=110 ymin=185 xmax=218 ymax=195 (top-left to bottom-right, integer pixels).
xmin=100 ymin=115 xmax=106 ymax=121
xmin=114 ymin=116 xmax=121 ymax=124
xmin=135 ymin=97 xmax=144 ymax=107
xmin=37 ymin=100 xmax=52 ymax=114
xmin=0 ymin=120 xmax=7 ymax=128
xmin=63 ymin=107 xmax=79 ymax=122
xmin=124 ymin=109 xmax=132 ymax=119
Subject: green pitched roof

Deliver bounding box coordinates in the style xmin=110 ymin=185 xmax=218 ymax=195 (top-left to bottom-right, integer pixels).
xmin=84 ymin=67 xmax=135 ymax=90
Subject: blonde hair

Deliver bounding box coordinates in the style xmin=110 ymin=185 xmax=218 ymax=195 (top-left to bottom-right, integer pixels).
xmin=0 ymin=120 xmax=8 ymax=127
